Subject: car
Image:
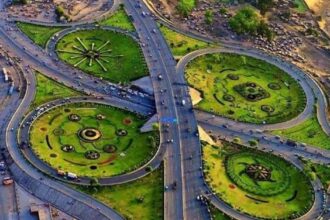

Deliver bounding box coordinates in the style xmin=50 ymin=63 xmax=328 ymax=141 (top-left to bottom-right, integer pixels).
xmin=172 ymin=181 xmax=177 ymax=190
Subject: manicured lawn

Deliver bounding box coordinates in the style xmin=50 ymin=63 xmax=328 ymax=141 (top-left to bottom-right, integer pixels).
xmin=16 ymin=22 xmax=63 ymax=48
xmin=77 ymin=168 xmax=163 ymax=220
xmin=185 ymin=53 xmax=306 ymax=124
xmin=56 ymin=29 xmax=148 ymax=83
xmin=30 ymin=103 xmax=159 ymax=177
xmin=99 ymin=8 xmax=135 ymax=31
xmin=272 ymin=115 xmax=330 ymax=150
xmin=294 ymin=0 xmax=308 ymax=13
xmin=203 ymin=143 xmax=313 ymax=219
xmin=160 ymin=25 xmax=210 ymax=57
xmin=30 ymin=71 xmax=82 ymax=109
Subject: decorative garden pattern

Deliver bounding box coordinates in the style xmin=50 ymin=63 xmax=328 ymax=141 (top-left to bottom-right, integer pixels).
xmin=29 ymin=103 xmax=159 ymax=177
xmin=203 ymin=143 xmax=314 ymax=219
xmin=56 ymin=29 xmax=148 ymax=83
xmin=185 ymin=53 xmax=307 ymax=124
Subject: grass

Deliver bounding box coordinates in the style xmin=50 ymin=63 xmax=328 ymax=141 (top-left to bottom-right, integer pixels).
xmin=294 ymin=0 xmax=309 ymax=13
xmin=177 ymin=0 xmax=196 ymax=16
xmin=56 ymin=29 xmax=147 ymax=83
xmin=272 ymin=115 xmax=330 ymax=150
xmin=209 ymin=204 xmax=231 ymax=220
xmin=99 ymin=8 xmax=135 ymax=31
xmin=303 ymin=161 xmax=330 ymax=188
xmin=203 ymin=143 xmax=313 ymax=219
xmin=185 ymin=53 xmax=306 ymax=124
xmin=77 ymin=168 xmax=163 ymax=220
xmin=159 ymin=24 xmax=210 ymax=57
xmin=226 ymin=152 xmax=290 ymax=196
xmin=16 ymin=22 xmax=63 ymax=48
xmin=30 ymin=71 xmax=81 ymax=109
xmin=30 ymin=103 xmax=159 ymax=177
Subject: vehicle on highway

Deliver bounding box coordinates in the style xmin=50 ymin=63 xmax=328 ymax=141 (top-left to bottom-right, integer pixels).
xmin=2 ymin=176 xmax=13 ymax=185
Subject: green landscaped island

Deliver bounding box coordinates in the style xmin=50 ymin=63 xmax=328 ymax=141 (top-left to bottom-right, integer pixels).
xmin=56 ymin=29 xmax=147 ymax=83
xmin=30 ymin=71 xmax=82 ymax=109
xmin=203 ymin=142 xmax=314 ymax=219
xmin=159 ymin=25 xmax=210 ymax=57
xmin=185 ymin=53 xmax=306 ymax=124
xmin=17 ymin=22 xmax=64 ymax=48
xmin=30 ymin=103 xmax=158 ymax=177
xmin=272 ymin=115 xmax=330 ymax=150
xmin=77 ymin=168 xmax=164 ymax=220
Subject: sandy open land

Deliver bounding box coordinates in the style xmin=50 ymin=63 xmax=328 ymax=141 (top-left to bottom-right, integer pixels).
xmin=189 ymin=87 xmax=202 ymax=105
xmin=304 ymin=0 xmax=330 ymax=37
xmin=198 ymin=126 xmax=216 ymax=145
xmin=54 ymin=0 xmax=111 ymax=21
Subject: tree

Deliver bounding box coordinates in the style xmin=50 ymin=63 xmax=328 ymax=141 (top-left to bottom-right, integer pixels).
xmin=204 ymin=10 xmax=214 ymax=25
xmin=90 ymin=177 xmax=99 ymax=186
xmin=255 ymin=0 xmax=274 ymax=15
xmin=229 ymin=7 xmax=274 ymax=41
xmin=229 ymin=7 xmax=261 ymax=35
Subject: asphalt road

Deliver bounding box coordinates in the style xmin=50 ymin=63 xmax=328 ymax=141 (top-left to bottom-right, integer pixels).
xmin=0 ymin=0 xmax=329 ymax=219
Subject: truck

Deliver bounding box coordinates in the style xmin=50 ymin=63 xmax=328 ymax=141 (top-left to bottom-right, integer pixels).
xmin=2 ymin=177 xmax=13 ymax=185
xmin=8 ymin=82 xmax=14 ymax=95
xmin=57 ymin=169 xmax=65 ymax=176
xmin=66 ymin=172 xmax=78 ymax=180
xmin=2 ymin=67 xmax=8 ymax=82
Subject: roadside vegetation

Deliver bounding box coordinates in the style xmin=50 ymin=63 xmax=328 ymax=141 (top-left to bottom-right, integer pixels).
xmin=272 ymin=115 xmax=330 ymax=150
xmin=16 ymin=22 xmax=63 ymax=48
xmin=99 ymin=7 xmax=135 ymax=31
xmin=209 ymin=204 xmax=231 ymax=220
xmin=30 ymin=103 xmax=159 ymax=177
xmin=77 ymin=168 xmax=164 ymax=220
xmin=177 ymin=0 xmax=196 ymax=16
xmin=159 ymin=24 xmax=211 ymax=57
xmin=56 ymin=29 xmax=147 ymax=83
xmin=30 ymin=71 xmax=81 ymax=109
xmin=303 ymin=160 xmax=330 ymax=188
xmin=185 ymin=53 xmax=306 ymax=124
xmin=229 ymin=7 xmax=273 ymax=40
xmin=293 ymin=0 xmax=309 ymax=13
xmin=203 ymin=142 xmax=314 ymax=219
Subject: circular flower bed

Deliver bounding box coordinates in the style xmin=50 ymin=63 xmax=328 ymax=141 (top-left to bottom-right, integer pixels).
xmin=225 ymin=152 xmax=290 ymax=196
xmin=116 ymin=129 xmax=128 ymax=136
xmin=261 ymin=105 xmax=275 ymax=113
xmin=85 ymin=150 xmax=100 ymax=160
xmin=96 ymin=114 xmax=106 ymax=120
xmin=68 ymin=114 xmax=81 ymax=122
xmin=53 ymin=128 xmax=65 ymax=136
xmin=78 ymin=128 xmax=102 ymax=142
xmin=103 ymin=144 xmax=118 ymax=153
xmin=123 ymin=117 xmax=133 ymax=125
xmin=223 ymin=94 xmax=235 ymax=102
xmin=268 ymin=82 xmax=281 ymax=90
xmin=61 ymin=145 xmax=75 ymax=152
xmin=227 ymin=73 xmax=239 ymax=80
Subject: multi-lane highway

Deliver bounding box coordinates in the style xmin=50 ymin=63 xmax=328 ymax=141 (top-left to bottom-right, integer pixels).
xmin=0 ymin=0 xmax=329 ymax=219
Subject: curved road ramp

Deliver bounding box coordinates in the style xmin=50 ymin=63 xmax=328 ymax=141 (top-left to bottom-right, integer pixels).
xmin=9 ymin=163 xmax=123 ymax=220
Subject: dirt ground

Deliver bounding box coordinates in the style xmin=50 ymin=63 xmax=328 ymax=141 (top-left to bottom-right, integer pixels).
xmin=54 ymin=0 xmax=110 ymax=21
xmin=189 ymin=87 xmax=202 ymax=105
xmin=305 ymin=0 xmax=330 ymax=37
xmin=198 ymin=126 xmax=216 ymax=145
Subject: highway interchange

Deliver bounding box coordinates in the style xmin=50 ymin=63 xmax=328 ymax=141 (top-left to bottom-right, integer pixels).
xmin=0 ymin=0 xmax=330 ymax=219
